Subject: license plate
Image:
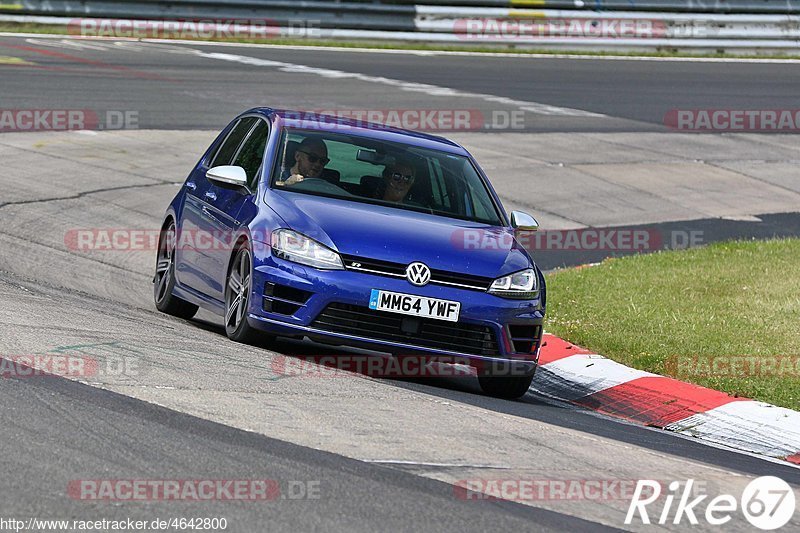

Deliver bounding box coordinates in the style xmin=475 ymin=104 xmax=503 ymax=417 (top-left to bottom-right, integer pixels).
xmin=369 ymin=289 xmax=461 ymax=322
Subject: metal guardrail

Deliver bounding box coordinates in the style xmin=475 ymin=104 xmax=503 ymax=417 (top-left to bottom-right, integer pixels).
xmin=517 ymin=1 xmax=800 ymax=14
xmin=299 ymin=0 xmax=800 ymax=15
xmin=417 ymin=7 xmax=800 ymax=41
xmin=9 ymin=0 xmax=800 ymax=16
xmin=390 ymin=0 xmax=800 ymax=14
xmin=3 ymin=1 xmax=418 ymax=31
xmin=3 ymin=1 xmax=800 ymax=50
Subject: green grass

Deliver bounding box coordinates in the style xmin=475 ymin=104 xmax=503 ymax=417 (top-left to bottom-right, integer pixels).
xmin=3 ymin=21 xmax=800 ymax=60
xmin=544 ymin=239 xmax=800 ymax=410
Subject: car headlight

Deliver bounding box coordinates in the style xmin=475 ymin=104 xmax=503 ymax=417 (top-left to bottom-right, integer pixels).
xmin=271 ymin=229 xmax=344 ymax=270
xmin=488 ymin=268 xmax=539 ymax=299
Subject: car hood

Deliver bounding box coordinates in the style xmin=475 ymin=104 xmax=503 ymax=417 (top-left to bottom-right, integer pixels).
xmin=266 ymin=191 xmax=533 ymax=278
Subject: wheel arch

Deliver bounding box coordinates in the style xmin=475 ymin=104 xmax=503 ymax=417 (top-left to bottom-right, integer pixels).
xmin=226 ymin=232 xmax=252 ymax=277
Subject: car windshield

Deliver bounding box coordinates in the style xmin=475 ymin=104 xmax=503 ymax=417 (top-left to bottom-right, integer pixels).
xmin=270 ymin=128 xmax=504 ymax=225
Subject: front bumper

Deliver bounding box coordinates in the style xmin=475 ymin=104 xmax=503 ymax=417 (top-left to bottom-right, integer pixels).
xmin=247 ymin=253 xmax=545 ymax=375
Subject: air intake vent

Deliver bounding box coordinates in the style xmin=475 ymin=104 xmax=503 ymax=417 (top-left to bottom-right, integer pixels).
xmin=263 ymin=282 xmax=313 ymax=316
xmin=508 ymin=324 xmax=542 ymax=354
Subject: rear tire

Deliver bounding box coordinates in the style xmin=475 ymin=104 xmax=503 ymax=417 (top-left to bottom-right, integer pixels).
xmin=154 ymin=220 xmax=198 ymax=320
xmin=478 ymin=374 xmax=534 ymax=400
xmin=225 ymin=243 xmax=262 ymax=344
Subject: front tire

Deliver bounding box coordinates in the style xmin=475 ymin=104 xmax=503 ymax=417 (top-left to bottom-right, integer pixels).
xmin=224 ymin=243 xmax=262 ymax=344
xmin=154 ymin=220 xmax=198 ymax=319
xmin=478 ymin=374 xmax=534 ymax=400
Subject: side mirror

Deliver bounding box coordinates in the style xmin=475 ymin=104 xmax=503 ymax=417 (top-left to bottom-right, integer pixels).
xmin=206 ymin=165 xmax=248 ymax=187
xmin=511 ymin=211 xmax=539 ymax=231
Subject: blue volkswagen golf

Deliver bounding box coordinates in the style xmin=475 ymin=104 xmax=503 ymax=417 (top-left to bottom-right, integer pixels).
xmin=154 ymin=108 xmax=545 ymax=399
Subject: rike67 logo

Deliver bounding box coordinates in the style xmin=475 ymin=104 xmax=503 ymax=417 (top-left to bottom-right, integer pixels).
xmin=626 ymin=477 xmax=796 ymax=530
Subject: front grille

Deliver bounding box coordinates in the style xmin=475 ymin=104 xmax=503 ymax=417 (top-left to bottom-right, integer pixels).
xmin=340 ymin=254 xmax=493 ymax=291
xmin=311 ymin=303 xmax=500 ymax=357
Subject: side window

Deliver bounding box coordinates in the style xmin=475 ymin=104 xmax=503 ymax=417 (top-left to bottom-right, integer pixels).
xmin=210 ymin=117 xmax=258 ymax=168
xmin=461 ymin=160 xmax=497 ymax=223
xmin=467 ymin=182 xmax=494 ymax=221
xmin=428 ymin=158 xmax=451 ymax=209
xmin=233 ymin=120 xmax=269 ymax=186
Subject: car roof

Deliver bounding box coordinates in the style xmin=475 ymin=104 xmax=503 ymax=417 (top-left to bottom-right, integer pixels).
xmin=241 ymin=107 xmax=470 ymax=156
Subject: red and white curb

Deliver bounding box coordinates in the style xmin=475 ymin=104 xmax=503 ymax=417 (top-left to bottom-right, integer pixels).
xmin=534 ymin=334 xmax=800 ymax=465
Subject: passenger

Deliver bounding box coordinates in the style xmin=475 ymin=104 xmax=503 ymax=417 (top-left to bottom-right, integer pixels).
xmin=276 ymin=137 xmax=330 ymax=186
xmin=376 ymin=160 xmax=416 ymax=203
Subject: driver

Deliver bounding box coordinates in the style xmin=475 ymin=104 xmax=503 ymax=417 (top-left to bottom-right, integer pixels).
xmin=276 ymin=137 xmax=329 ymax=187
xmin=375 ymin=159 xmax=416 ymax=204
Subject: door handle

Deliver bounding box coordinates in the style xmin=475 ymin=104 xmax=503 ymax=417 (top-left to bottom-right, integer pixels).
xmin=185 ymin=182 xmax=196 ymax=191
xmin=201 ymin=205 xmax=232 ymax=228
xmin=201 ymin=205 xmax=218 ymax=221
xmin=205 ymin=191 xmax=217 ymax=201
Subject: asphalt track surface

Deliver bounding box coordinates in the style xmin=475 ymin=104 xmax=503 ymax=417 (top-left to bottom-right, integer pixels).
xmin=0 ymin=35 xmax=798 ymax=131
xmin=1 ymin=354 xmax=605 ymax=533
xmin=1 ymin=35 xmax=800 ymax=532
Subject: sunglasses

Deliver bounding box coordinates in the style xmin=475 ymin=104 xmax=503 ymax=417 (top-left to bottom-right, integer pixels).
xmin=298 ymin=150 xmax=330 ymax=165
xmin=390 ymin=172 xmax=415 ymax=183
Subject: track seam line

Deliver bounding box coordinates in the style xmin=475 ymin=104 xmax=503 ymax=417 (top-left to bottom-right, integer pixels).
xmin=0 ymin=182 xmax=172 ymax=210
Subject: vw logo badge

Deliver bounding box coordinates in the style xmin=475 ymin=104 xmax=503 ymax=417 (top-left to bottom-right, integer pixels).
xmin=406 ymin=262 xmax=431 ymax=287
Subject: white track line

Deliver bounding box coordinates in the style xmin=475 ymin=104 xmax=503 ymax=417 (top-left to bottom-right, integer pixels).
xmin=195 ymin=50 xmax=605 ymax=117
xmin=12 ymin=34 xmax=605 ymax=117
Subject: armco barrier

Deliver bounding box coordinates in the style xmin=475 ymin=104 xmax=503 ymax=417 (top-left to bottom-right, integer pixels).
xmin=417 ymin=7 xmax=800 ymax=41
xmin=7 ymin=0 xmax=800 ymax=17
xmin=0 ymin=1 xmax=418 ymax=31
xmin=3 ymin=1 xmax=800 ymax=50
xmin=400 ymin=0 xmax=800 ymax=13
